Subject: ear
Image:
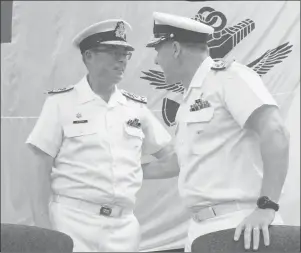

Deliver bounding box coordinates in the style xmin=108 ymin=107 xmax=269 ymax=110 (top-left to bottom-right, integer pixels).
xmin=171 ymin=41 xmax=181 ymax=59
xmin=84 ymin=50 xmax=92 ymax=60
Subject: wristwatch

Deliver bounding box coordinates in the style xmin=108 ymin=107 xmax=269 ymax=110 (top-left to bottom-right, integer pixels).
xmin=257 ymin=196 xmax=279 ymax=211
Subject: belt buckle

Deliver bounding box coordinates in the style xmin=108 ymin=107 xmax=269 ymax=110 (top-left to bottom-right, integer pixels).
xmin=192 ymin=206 xmax=216 ymax=222
xmin=192 ymin=213 xmax=201 ymax=222
xmin=209 ymin=206 xmax=216 ymax=216
xmin=100 ymin=206 xmax=112 ymax=216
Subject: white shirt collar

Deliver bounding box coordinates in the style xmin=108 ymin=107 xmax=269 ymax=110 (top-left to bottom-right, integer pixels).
xmin=183 ymin=56 xmax=214 ymax=99
xmin=75 ymin=76 xmax=127 ymax=106
xmin=108 ymin=86 xmax=127 ymax=107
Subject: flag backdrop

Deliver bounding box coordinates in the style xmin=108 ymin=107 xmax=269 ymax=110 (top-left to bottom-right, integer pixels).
xmin=1 ymin=1 xmax=300 ymax=251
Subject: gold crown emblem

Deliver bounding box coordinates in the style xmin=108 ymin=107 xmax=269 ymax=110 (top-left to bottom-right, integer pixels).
xmin=115 ymin=21 xmax=126 ymax=40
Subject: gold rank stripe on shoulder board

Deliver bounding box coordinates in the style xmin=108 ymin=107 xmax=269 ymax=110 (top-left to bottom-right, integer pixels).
xmin=211 ymin=58 xmax=235 ymax=71
xmin=45 ymin=86 xmax=74 ymax=94
xmin=120 ymin=89 xmax=147 ymax=104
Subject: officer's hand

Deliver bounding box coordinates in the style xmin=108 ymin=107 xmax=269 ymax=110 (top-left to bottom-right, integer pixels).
xmin=234 ymin=208 xmax=275 ymax=251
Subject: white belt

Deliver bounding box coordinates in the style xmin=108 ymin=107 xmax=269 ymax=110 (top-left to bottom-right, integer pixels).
xmin=52 ymin=195 xmax=132 ymax=218
xmin=191 ymin=202 xmax=256 ymax=222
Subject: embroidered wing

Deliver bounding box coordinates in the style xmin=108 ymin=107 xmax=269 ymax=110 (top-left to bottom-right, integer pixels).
xmin=140 ymin=70 xmax=184 ymax=94
xmin=247 ymin=42 xmax=293 ymax=76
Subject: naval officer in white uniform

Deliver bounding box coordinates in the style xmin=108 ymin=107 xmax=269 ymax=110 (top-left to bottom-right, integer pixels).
xmin=146 ymin=12 xmax=289 ymax=252
xmin=26 ymin=18 xmax=179 ymax=252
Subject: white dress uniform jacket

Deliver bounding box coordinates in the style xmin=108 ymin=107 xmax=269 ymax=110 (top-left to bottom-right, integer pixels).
xmin=175 ymin=57 xmax=283 ymax=251
xmin=27 ymin=76 xmax=171 ymax=208
xmin=26 ymin=76 xmax=171 ymax=252
xmin=176 ymin=56 xmax=278 ymax=209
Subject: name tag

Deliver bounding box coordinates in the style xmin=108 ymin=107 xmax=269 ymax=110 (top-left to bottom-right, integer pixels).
xmin=73 ymin=120 xmax=88 ymax=124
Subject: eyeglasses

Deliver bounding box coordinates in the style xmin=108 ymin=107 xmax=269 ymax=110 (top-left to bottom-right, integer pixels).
xmin=91 ymin=48 xmax=132 ymax=60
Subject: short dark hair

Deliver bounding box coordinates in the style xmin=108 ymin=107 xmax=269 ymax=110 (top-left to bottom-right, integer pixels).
xmin=173 ymin=40 xmax=209 ymax=52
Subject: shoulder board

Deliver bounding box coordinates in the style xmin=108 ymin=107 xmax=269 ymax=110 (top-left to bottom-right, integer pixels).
xmin=120 ymin=89 xmax=147 ymax=104
xmin=46 ymin=86 xmax=74 ymax=95
xmin=211 ymin=59 xmax=235 ymax=71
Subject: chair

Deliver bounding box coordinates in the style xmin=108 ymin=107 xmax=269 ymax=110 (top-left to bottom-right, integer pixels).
xmin=191 ymin=225 xmax=300 ymax=253
xmin=1 ymin=223 xmax=74 ymax=252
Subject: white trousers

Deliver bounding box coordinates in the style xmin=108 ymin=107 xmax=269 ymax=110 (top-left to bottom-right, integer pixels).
xmin=184 ymin=208 xmax=284 ymax=252
xmin=49 ymin=201 xmax=140 ymax=252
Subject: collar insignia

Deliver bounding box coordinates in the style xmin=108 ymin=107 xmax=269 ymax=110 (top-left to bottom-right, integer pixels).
xmin=46 ymin=86 xmax=74 ymax=95
xmin=121 ymin=89 xmax=147 ymax=104
xmin=211 ymin=58 xmax=235 ymax=71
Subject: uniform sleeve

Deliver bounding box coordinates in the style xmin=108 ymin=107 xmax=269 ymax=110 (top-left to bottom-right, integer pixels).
xmin=26 ymin=96 xmax=63 ymax=158
xmin=221 ymin=65 xmax=278 ymax=128
xmin=140 ymin=105 xmax=172 ymax=155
